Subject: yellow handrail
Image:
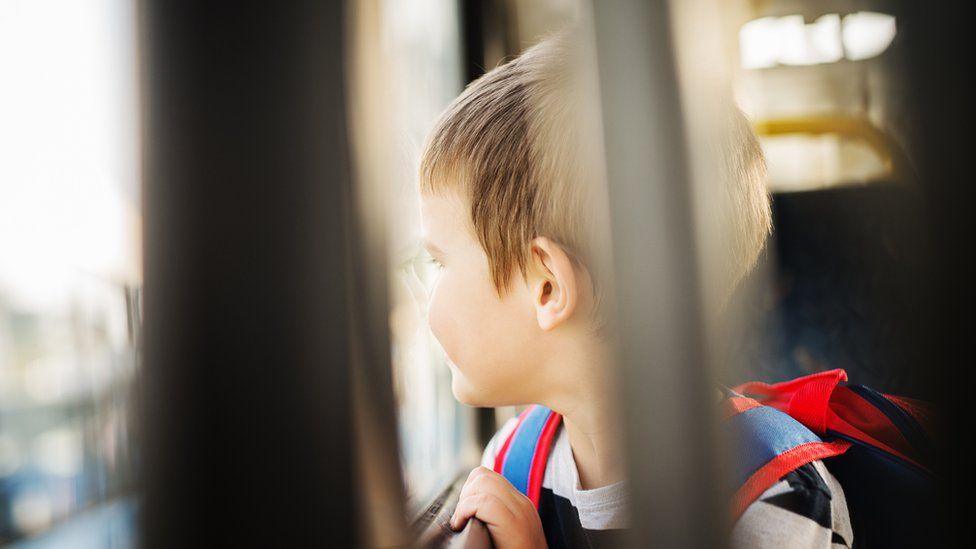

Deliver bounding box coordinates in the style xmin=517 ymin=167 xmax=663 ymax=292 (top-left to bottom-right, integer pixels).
xmin=754 ymin=115 xmax=909 ymax=179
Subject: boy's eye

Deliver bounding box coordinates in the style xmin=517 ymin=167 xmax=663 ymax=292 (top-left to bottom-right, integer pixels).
xmin=426 ymin=256 xmax=444 ymax=269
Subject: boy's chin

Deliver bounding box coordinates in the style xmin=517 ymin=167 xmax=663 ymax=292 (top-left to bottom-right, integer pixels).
xmin=450 ymin=373 xmax=494 ymax=407
xmin=450 ymin=376 xmax=480 ymax=406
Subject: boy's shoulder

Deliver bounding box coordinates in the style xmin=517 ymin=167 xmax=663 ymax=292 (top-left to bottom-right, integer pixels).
xmin=733 ymin=459 xmax=853 ymax=547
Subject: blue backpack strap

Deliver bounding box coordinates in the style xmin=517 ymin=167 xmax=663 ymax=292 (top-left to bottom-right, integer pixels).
xmin=493 ymin=405 xmax=562 ymax=508
xmin=724 ymin=395 xmax=850 ymax=521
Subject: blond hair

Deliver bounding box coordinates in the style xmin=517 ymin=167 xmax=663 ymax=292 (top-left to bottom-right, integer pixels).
xmin=419 ymin=32 xmax=769 ymax=303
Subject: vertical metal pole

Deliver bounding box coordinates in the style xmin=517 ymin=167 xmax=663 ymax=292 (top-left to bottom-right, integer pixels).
xmin=344 ymin=2 xmax=411 ymax=544
xmin=590 ymin=1 xmax=720 ymax=546
xmin=139 ymin=3 xmax=357 ymax=546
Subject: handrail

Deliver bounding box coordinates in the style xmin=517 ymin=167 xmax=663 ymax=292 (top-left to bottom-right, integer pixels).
xmin=754 ymin=115 xmax=911 ymax=180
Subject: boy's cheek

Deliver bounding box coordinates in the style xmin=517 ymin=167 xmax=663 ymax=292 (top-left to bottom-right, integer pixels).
xmin=427 ymin=275 xmax=473 ymax=356
xmin=428 ymin=291 xmax=475 ymax=380
xmin=428 ymin=292 xmax=491 ymax=404
xmin=426 ymin=291 xmax=452 ymax=355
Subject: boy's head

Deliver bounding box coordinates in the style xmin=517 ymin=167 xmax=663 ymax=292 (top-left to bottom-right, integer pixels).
xmin=418 ymin=32 xmax=770 ymax=407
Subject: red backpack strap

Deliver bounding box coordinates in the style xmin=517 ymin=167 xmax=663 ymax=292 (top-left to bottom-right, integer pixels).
xmin=734 ymin=368 xmax=848 ymax=434
xmin=493 ymin=405 xmax=562 ymax=508
xmin=735 ymin=369 xmax=933 ymax=472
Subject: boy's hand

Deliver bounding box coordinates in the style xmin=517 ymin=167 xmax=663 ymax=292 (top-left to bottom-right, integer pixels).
xmin=450 ymin=466 xmax=547 ymax=549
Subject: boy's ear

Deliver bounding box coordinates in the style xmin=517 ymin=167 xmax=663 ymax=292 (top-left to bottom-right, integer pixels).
xmin=529 ymin=236 xmax=578 ymax=331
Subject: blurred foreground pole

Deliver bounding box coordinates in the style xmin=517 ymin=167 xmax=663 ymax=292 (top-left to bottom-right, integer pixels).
xmin=591 ymin=1 xmax=721 ymax=547
xmin=140 ymin=2 xmax=357 ymax=546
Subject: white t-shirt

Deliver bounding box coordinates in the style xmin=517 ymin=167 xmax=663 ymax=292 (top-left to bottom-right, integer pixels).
xmin=482 ymin=417 xmax=629 ymax=530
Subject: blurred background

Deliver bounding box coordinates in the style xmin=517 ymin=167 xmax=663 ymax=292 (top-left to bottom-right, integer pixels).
xmin=1 ymin=0 xmax=140 ymax=545
xmin=1 ymin=0 xmax=969 ymax=547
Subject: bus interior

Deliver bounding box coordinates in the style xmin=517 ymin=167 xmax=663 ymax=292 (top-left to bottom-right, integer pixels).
xmin=0 ymin=0 xmax=971 ymax=547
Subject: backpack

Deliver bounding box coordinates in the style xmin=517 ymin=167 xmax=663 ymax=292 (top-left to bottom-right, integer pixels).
xmin=493 ymin=369 xmax=935 ymax=547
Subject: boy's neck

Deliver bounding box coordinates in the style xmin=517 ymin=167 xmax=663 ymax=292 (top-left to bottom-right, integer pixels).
xmin=541 ymin=339 xmax=626 ymax=490
xmin=561 ymin=401 xmax=626 ymax=490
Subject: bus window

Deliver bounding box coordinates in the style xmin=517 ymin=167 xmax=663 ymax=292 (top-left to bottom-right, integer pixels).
xmin=4 ymin=1 xmax=968 ymax=547
xmin=0 ymin=0 xmax=141 ymax=545
xmin=348 ymin=0 xmax=481 ymax=511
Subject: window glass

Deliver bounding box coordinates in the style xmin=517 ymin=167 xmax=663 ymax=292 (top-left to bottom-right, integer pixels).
xmin=372 ymin=0 xmax=482 ymax=508
xmin=0 ymin=0 xmax=140 ymax=544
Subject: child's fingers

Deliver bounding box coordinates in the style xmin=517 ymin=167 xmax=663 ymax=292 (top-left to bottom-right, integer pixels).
xmin=450 ymin=492 xmax=517 ymax=531
xmin=463 ymin=465 xmax=498 ymax=486
xmin=458 ymin=468 xmax=507 ymax=501
xmin=457 ymin=467 xmax=533 ymax=516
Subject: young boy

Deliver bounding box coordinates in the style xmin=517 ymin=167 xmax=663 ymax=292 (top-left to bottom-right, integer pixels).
xmin=417 ymin=33 xmax=852 ymax=548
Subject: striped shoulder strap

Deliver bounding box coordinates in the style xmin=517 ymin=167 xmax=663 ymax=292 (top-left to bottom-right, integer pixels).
xmin=493 ymin=405 xmax=562 ymax=508
xmin=724 ymin=389 xmax=850 ymax=522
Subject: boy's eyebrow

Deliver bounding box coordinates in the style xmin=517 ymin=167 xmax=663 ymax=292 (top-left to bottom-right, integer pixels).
xmin=421 ymin=238 xmax=444 ymax=255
